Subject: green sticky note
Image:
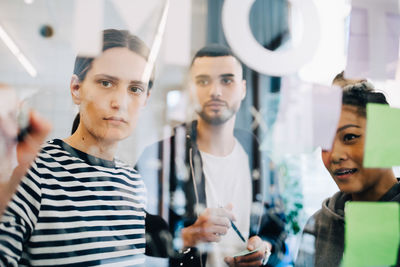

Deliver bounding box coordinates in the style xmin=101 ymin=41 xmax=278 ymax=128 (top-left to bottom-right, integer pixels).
xmin=364 ymin=103 xmax=400 ymax=168
xmin=342 ymin=202 xmax=400 ymax=267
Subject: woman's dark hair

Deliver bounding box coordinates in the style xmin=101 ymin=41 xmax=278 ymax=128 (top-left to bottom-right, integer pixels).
xmin=73 ymin=29 xmax=154 ymax=90
xmin=333 ymin=72 xmax=389 ymax=116
xmin=71 ymin=113 xmax=80 ymax=135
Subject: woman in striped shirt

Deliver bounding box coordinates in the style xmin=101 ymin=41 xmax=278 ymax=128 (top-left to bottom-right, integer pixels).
xmin=0 ymin=29 xmax=153 ymax=266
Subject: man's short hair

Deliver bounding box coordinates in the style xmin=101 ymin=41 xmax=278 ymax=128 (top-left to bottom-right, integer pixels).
xmin=190 ymin=44 xmax=243 ymax=74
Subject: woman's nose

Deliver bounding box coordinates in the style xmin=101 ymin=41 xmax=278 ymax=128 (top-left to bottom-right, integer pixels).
xmin=110 ymin=87 xmax=129 ymax=111
xmin=330 ymin=141 xmax=348 ymax=164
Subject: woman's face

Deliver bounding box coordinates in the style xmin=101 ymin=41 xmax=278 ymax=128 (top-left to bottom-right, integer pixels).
xmin=72 ymin=47 xmax=149 ymax=143
xmin=321 ymin=105 xmax=388 ymax=194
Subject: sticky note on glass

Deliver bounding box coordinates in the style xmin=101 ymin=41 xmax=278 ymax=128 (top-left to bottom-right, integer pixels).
xmin=74 ymin=0 xmax=103 ymax=57
xmin=345 ymin=5 xmax=400 ymax=80
xmin=265 ymin=80 xmax=342 ymax=159
xmin=311 ymin=84 xmax=342 ymax=150
xmin=364 ymin=103 xmax=400 ymax=168
xmin=342 ymin=202 xmax=400 ymax=267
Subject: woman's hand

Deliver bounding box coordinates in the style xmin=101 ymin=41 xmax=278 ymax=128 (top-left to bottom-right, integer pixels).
xmin=0 ymin=110 xmax=51 ymax=216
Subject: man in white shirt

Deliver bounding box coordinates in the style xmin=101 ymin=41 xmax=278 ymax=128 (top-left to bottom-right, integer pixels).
xmin=137 ymin=44 xmax=286 ymax=266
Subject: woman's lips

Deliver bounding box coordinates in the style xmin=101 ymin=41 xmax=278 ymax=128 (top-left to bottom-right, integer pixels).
xmin=333 ymin=168 xmax=358 ymax=179
xmin=104 ymin=117 xmax=127 ymax=124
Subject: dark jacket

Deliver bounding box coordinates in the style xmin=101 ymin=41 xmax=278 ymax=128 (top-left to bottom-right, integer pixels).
xmin=137 ymin=121 xmax=287 ymax=266
xmin=296 ymin=179 xmax=400 ymax=267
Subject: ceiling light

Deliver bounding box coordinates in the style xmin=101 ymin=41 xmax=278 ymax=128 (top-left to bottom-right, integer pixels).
xmin=0 ymin=25 xmax=37 ymax=77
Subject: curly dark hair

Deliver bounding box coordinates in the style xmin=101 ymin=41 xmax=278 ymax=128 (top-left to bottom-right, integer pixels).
xmin=333 ymin=72 xmax=389 ymax=116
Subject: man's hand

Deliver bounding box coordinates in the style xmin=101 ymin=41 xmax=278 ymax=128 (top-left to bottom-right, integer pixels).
xmin=0 ymin=111 xmax=51 ymax=216
xmin=224 ymin=236 xmax=272 ymax=267
xmin=182 ymin=204 xmax=235 ymax=247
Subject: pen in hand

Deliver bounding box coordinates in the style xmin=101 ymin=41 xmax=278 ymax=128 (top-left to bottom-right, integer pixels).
xmin=218 ymin=204 xmax=246 ymax=243
xmin=230 ymin=219 xmax=246 ymax=243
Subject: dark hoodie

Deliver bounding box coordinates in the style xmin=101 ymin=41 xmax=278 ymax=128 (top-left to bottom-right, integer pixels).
xmin=296 ymin=179 xmax=400 ymax=267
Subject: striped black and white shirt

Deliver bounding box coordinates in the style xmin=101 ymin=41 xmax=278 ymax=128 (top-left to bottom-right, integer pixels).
xmin=0 ymin=139 xmax=146 ymax=266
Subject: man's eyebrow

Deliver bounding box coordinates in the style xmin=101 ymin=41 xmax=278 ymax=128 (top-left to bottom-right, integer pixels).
xmin=337 ymin=124 xmax=361 ymax=133
xmin=195 ymin=74 xmax=235 ymax=79
xmin=220 ymin=73 xmax=235 ymax=78
xmin=195 ymin=74 xmax=210 ymax=79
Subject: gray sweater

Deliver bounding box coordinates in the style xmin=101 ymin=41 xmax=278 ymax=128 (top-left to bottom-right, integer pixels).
xmin=296 ymin=180 xmax=400 ymax=267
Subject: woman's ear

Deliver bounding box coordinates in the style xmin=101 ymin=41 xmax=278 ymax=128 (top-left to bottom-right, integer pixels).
xmin=70 ymin=75 xmax=81 ymax=105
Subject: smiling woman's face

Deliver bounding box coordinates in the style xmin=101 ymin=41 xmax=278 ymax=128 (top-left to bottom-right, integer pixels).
xmin=72 ymin=47 xmax=149 ymax=144
xmin=321 ymin=105 xmax=388 ymax=195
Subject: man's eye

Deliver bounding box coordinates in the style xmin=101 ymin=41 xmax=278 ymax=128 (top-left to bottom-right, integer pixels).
xmin=343 ymin=134 xmax=360 ymax=142
xmin=100 ymin=80 xmax=113 ymax=88
xmin=197 ymin=80 xmax=209 ymax=86
xmin=221 ymin=78 xmax=233 ymax=85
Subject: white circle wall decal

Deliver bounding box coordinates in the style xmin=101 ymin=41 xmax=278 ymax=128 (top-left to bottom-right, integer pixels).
xmin=222 ymin=0 xmax=320 ymax=76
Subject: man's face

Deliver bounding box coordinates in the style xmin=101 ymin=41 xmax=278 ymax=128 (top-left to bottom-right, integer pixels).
xmin=190 ymin=56 xmax=246 ymax=125
xmin=73 ymin=47 xmax=150 ymax=143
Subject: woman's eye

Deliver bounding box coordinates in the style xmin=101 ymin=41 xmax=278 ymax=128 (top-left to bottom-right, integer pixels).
xmin=130 ymin=86 xmax=144 ymax=94
xmin=343 ymin=134 xmax=361 ymax=142
xmin=100 ymin=80 xmax=113 ymax=88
